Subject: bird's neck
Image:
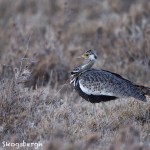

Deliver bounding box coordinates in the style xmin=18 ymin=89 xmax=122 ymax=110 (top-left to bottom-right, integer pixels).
xmin=70 ymin=59 xmax=96 ymax=85
xmin=81 ymin=59 xmax=95 ymax=72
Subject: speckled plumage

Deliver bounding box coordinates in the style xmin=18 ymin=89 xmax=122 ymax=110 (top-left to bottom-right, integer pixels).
xmin=70 ymin=50 xmax=150 ymax=103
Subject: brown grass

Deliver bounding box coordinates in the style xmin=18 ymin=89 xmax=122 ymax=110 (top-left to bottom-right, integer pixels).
xmin=0 ymin=0 xmax=150 ymax=149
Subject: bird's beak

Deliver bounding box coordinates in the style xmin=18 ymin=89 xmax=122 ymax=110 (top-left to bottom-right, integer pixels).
xmin=81 ymin=53 xmax=88 ymax=59
xmin=75 ymin=53 xmax=88 ymax=59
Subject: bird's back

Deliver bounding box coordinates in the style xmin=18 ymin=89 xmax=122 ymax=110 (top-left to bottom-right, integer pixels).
xmin=76 ymin=69 xmax=146 ymax=102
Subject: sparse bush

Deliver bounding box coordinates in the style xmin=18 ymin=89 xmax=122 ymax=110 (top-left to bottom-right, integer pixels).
xmin=0 ymin=0 xmax=150 ymax=149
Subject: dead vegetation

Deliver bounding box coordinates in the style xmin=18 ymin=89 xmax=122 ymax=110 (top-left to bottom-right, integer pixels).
xmin=0 ymin=0 xmax=150 ymax=149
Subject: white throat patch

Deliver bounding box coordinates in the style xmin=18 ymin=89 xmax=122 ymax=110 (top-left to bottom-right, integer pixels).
xmin=89 ymin=54 xmax=95 ymax=60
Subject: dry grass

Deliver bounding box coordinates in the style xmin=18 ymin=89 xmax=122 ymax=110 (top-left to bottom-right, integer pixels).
xmin=0 ymin=0 xmax=150 ymax=149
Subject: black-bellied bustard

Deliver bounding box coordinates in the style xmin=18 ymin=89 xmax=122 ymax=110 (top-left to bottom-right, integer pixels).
xmin=70 ymin=50 xmax=150 ymax=103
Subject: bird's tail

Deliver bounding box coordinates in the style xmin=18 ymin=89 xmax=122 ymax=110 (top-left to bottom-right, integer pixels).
xmin=136 ymin=85 xmax=150 ymax=96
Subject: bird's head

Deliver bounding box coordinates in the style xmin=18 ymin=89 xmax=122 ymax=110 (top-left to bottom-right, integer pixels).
xmin=81 ymin=50 xmax=97 ymax=61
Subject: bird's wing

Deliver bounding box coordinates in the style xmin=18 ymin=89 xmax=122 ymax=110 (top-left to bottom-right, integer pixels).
xmin=78 ymin=69 xmax=131 ymax=97
xmin=101 ymin=69 xmax=133 ymax=84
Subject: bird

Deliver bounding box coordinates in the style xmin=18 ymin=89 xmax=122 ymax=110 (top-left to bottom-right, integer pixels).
xmin=70 ymin=50 xmax=150 ymax=103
